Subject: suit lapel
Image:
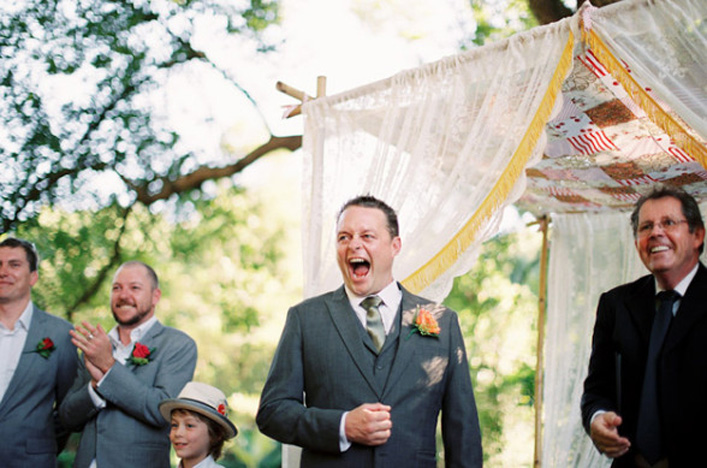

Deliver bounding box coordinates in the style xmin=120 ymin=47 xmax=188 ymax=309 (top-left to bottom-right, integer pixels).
xmin=326 ymin=288 xmax=381 ymax=397
xmin=625 ymin=276 xmax=656 ymax=346
xmin=0 ymin=307 xmax=49 ymax=411
xmin=664 ymin=263 xmax=707 ymax=353
xmin=381 ymin=287 xmax=420 ymax=400
xmin=126 ymin=320 xmax=163 ymax=371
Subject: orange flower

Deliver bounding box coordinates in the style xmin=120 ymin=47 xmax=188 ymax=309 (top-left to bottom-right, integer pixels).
xmin=408 ymin=306 xmax=441 ymax=339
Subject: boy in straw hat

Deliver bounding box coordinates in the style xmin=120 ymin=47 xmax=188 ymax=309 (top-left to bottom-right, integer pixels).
xmin=159 ymin=382 xmax=238 ymax=468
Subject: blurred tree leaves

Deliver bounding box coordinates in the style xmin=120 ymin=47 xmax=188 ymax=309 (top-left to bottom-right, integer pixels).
xmin=444 ymin=222 xmax=542 ymax=466
xmin=0 ymin=0 xmax=301 ymax=235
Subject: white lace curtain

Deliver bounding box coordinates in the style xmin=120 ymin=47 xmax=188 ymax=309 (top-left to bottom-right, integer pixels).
xmin=543 ymin=212 xmax=646 ymax=468
xmin=301 ymin=16 xmax=574 ymax=302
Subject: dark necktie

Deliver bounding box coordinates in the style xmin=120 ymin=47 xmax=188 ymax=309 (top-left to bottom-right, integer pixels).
xmin=361 ymin=295 xmax=385 ymax=352
xmin=636 ymin=290 xmax=679 ymax=464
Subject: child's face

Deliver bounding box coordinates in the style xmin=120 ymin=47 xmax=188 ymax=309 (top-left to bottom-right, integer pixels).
xmin=170 ymin=410 xmax=211 ymax=464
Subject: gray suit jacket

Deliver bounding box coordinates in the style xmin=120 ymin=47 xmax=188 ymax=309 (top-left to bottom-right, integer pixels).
xmin=59 ymin=321 xmax=197 ymax=468
xmin=0 ymin=306 xmax=79 ymax=468
xmin=257 ymin=284 xmax=482 ymax=467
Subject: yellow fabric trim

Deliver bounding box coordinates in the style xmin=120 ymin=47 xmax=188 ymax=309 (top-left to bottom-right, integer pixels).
xmin=401 ymin=31 xmax=575 ymax=294
xmin=584 ymin=29 xmax=707 ymax=169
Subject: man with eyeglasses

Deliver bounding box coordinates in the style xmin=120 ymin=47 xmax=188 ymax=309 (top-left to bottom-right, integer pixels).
xmin=0 ymin=237 xmax=79 ymax=467
xmin=581 ymin=186 xmax=706 ymax=468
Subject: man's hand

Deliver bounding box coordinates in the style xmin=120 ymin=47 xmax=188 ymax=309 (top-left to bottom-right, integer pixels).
xmin=590 ymin=411 xmax=631 ymax=458
xmin=84 ymin=355 xmax=105 ymax=384
xmin=345 ymin=403 xmax=392 ymax=446
xmin=70 ymin=321 xmax=116 ymax=374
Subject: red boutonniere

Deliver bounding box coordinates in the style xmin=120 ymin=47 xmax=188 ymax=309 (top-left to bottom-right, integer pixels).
xmin=31 ymin=337 xmax=56 ymax=359
xmin=127 ymin=342 xmax=155 ymax=366
xmin=217 ymin=403 xmax=227 ymax=416
xmin=407 ymin=305 xmax=441 ymax=339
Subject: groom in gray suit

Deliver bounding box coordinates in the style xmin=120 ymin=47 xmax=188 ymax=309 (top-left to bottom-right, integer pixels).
xmin=60 ymin=261 xmax=197 ymax=468
xmin=257 ymin=195 xmax=483 ymax=467
xmin=0 ymin=237 xmax=79 ymax=467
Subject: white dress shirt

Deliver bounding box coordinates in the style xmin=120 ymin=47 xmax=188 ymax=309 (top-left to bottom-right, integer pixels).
xmin=655 ymin=262 xmax=698 ymax=316
xmin=180 ymin=455 xmax=223 ymax=468
xmin=346 ymin=281 xmax=403 ymax=335
xmin=0 ymin=300 xmax=33 ymax=403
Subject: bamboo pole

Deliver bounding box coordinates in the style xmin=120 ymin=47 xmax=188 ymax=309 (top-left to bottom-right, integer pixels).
xmin=316 ymin=75 xmax=327 ymax=98
xmin=276 ymin=76 xmax=326 ymax=119
xmin=532 ymin=215 xmax=550 ymax=467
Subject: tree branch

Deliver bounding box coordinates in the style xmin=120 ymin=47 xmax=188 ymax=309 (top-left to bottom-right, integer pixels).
xmin=126 ymin=134 xmax=302 ymax=205
xmin=65 ymin=205 xmax=131 ymax=320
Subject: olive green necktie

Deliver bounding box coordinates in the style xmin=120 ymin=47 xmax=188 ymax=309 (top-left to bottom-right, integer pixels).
xmin=361 ymin=295 xmax=385 ymax=352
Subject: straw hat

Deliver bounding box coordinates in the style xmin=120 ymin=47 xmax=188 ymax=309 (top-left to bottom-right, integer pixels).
xmin=159 ymin=382 xmax=237 ymax=438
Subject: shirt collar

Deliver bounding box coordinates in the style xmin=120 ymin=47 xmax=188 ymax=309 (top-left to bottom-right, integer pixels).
xmin=655 ymin=262 xmax=699 ymax=297
xmin=108 ymin=315 xmax=158 ymax=348
xmin=15 ymin=300 xmax=34 ymax=332
xmin=345 ymin=280 xmax=402 ymax=312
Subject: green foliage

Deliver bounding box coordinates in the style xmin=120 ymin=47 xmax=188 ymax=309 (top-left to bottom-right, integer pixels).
xmin=0 ymin=0 xmax=281 ymax=233
xmin=444 ymin=222 xmax=542 ymax=466
xmin=465 ymin=0 xmax=538 ymax=48
xmin=8 ymin=184 xmax=296 ymax=467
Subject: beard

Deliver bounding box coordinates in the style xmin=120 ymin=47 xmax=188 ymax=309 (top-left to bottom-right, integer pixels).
xmin=112 ymin=302 xmax=152 ymax=327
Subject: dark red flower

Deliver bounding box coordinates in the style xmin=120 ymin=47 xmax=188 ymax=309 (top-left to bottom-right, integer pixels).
xmin=132 ymin=342 xmax=151 ymax=359
xmin=40 ymin=337 xmax=54 ymax=350
xmin=31 ymin=337 xmax=56 ymax=359
xmin=127 ymin=342 xmax=155 ymax=366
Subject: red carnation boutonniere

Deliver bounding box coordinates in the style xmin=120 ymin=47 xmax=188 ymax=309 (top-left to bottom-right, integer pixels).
xmin=127 ymin=341 xmax=156 ymax=366
xmin=31 ymin=337 xmax=56 ymax=359
xmin=407 ymin=305 xmax=441 ymax=339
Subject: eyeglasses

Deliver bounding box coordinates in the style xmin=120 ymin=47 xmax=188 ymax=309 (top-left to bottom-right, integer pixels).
xmin=637 ymin=218 xmax=689 ymax=237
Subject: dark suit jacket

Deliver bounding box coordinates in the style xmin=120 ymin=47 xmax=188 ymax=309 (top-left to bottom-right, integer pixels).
xmin=0 ymin=306 xmax=78 ymax=468
xmin=59 ymin=321 xmax=197 ymax=468
xmin=257 ymin=284 xmax=482 ymax=467
xmin=581 ymin=262 xmax=707 ymax=467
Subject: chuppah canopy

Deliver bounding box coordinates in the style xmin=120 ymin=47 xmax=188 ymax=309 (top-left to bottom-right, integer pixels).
xmin=291 ymin=0 xmax=706 ymax=466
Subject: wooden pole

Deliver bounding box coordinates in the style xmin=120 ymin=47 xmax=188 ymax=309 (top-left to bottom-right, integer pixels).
xmin=276 ymin=76 xmax=327 ymax=119
xmin=316 ymin=75 xmax=327 ymax=98
xmin=533 ymin=215 xmax=550 ymax=468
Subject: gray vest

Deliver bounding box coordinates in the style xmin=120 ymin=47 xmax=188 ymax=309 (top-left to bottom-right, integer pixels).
xmin=358 ymin=304 xmax=403 ymax=394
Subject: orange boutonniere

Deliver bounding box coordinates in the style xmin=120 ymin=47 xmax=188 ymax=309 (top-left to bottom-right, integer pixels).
xmin=126 ymin=342 xmax=155 ymax=366
xmin=407 ymin=305 xmax=441 ymax=339
xmin=30 ymin=337 xmax=56 ymax=359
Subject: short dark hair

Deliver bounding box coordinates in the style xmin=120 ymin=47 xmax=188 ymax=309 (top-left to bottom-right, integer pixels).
xmin=0 ymin=237 xmax=39 ymax=272
xmin=630 ymin=185 xmax=704 ymax=253
xmin=173 ymin=408 xmax=229 ymax=460
xmin=337 ymin=195 xmax=399 ymax=238
xmin=118 ymin=261 xmax=159 ymax=289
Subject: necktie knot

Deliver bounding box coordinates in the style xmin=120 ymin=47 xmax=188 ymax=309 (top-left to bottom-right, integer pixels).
xmin=361 ymin=295 xmax=383 ymax=312
xmin=657 ymin=290 xmax=680 ymax=305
